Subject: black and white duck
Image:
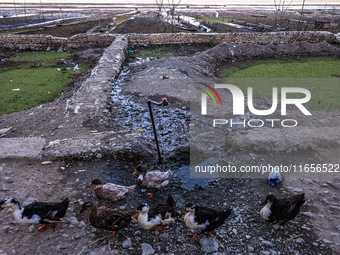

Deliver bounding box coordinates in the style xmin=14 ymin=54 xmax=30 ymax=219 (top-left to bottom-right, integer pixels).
xmin=181 ymin=203 xmax=232 ymax=239
xmin=260 ymin=193 xmax=305 ymax=225
xmin=132 ymin=194 xmax=176 ymax=232
xmin=132 ymin=165 xmax=173 ymax=197
xmin=88 ymin=178 xmax=136 ymax=209
xmin=0 ymin=197 xmax=69 ymax=230
xmin=78 ymin=201 xmax=134 ymax=238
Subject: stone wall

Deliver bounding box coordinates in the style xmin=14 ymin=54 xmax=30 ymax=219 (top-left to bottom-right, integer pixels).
xmin=128 ymin=31 xmax=337 ymax=45
xmin=0 ymin=31 xmax=337 ymax=51
xmin=0 ymin=34 xmax=116 ymax=51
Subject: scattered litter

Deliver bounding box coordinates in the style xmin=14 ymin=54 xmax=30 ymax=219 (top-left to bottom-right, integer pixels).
xmin=268 ymin=167 xmax=282 ymax=187
xmin=162 ymin=76 xmax=170 ymax=79
xmin=78 ymin=169 xmax=86 ymax=172
xmin=60 ymin=167 xmax=66 ymax=171
xmin=57 ymin=68 xmax=61 ymax=71
xmin=41 ymin=161 xmax=53 ymax=165
xmin=12 ymin=88 xmax=20 ymax=91
xmin=53 ymin=107 xmax=56 ymax=111
xmin=137 ymin=128 xmax=144 ymax=132
xmin=0 ymin=127 xmax=12 ymax=135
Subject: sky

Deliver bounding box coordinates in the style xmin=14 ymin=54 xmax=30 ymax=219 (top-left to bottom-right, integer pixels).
xmin=3 ymin=0 xmax=339 ymax=5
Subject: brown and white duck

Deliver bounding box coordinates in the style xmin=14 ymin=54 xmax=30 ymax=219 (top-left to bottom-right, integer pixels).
xmin=88 ymin=178 xmax=136 ymax=209
xmin=260 ymin=193 xmax=305 ymax=225
xmin=0 ymin=197 xmax=69 ymax=230
xmin=78 ymin=201 xmax=133 ymax=238
xmin=181 ymin=203 xmax=232 ymax=239
xmin=132 ymin=165 xmax=173 ymax=197
xmin=132 ymin=194 xmax=176 ymax=232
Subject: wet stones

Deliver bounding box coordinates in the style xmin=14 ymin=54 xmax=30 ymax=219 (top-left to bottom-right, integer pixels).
xmin=122 ymin=238 xmax=132 ymax=249
xmin=200 ymin=237 xmax=219 ymax=253
xmin=141 ymin=243 xmax=154 ymax=255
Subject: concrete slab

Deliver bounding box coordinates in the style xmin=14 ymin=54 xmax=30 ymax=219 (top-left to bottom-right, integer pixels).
xmin=0 ymin=137 xmax=46 ymax=160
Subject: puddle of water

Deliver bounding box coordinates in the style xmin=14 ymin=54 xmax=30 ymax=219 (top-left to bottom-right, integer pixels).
xmin=110 ymin=61 xmax=190 ymax=153
xmin=173 ymin=165 xmax=210 ymax=190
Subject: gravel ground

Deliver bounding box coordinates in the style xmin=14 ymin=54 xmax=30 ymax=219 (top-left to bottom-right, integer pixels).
xmin=0 ymin=40 xmax=339 ymax=255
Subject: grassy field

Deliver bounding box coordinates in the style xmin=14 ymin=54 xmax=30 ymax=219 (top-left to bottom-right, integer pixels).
xmin=0 ymin=51 xmax=85 ymax=115
xmin=202 ymin=16 xmax=230 ymax=24
xmin=219 ymin=58 xmax=340 ymax=111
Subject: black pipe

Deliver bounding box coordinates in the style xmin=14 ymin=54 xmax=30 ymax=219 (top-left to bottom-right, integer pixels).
xmin=147 ymin=98 xmax=168 ymax=164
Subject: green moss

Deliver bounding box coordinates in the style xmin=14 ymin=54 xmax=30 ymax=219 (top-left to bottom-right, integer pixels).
xmin=219 ymin=58 xmax=340 ymax=111
xmin=8 ymin=51 xmax=70 ymax=62
xmin=0 ymin=51 xmax=86 ymax=116
xmin=203 ymin=16 xmax=230 ymax=24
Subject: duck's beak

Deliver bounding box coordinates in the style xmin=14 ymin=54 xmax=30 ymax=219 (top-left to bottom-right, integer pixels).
xmin=0 ymin=208 xmax=3 ymax=212
xmin=132 ymin=169 xmax=139 ymax=175
xmin=131 ymin=211 xmax=140 ymax=219
xmin=179 ymin=209 xmax=188 ymax=215
xmin=88 ymin=184 xmax=94 ymax=191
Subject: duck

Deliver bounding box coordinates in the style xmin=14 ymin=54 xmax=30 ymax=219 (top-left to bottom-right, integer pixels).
xmin=0 ymin=197 xmax=69 ymax=230
xmin=78 ymin=201 xmax=133 ymax=238
xmin=88 ymin=178 xmax=136 ymax=209
xmin=181 ymin=203 xmax=232 ymax=239
xmin=260 ymin=193 xmax=305 ymax=225
xmin=132 ymin=165 xmax=173 ymax=197
xmin=132 ymin=194 xmax=176 ymax=232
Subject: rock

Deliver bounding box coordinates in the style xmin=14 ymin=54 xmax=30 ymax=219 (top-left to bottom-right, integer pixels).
xmin=68 ymin=217 xmax=78 ymax=225
xmin=335 ymin=225 xmax=340 ymax=231
xmin=246 ymin=235 xmax=251 ymax=239
xmin=302 ymin=179 xmax=313 ymax=184
xmin=200 ymin=237 xmax=219 ymax=253
xmin=261 ymin=240 xmax=275 ymax=247
xmin=122 ymin=238 xmax=132 ymax=249
xmin=247 ymin=245 xmax=254 ymax=252
xmin=292 ymin=187 xmax=303 ymax=193
xmin=301 ymin=212 xmax=314 ymax=218
xmin=141 ymin=243 xmax=154 ymax=255
xmin=28 ymin=225 xmax=35 ymax=233
xmin=312 ymin=242 xmax=318 ymax=247
xmin=295 ymin=238 xmax=304 ymax=243
xmin=23 ymin=197 xmax=38 ymax=207
xmin=322 ymin=239 xmax=333 ymax=244
xmin=260 ymin=251 xmax=270 ymax=255
xmin=134 ymin=230 xmax=141 ymax=236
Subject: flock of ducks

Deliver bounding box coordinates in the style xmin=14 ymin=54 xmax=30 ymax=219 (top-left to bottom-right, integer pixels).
xmin=0 ymin=164 xmax=306 ymax=240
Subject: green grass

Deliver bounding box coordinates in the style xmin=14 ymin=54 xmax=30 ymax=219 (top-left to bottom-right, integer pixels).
xmin=8 ymin=51 xmax=70 ymax=62
xmin=219 ymin=58 xmax=340 ymax=111
xmin=0 ymin=51 xmax=85 ymax=115
xmin=202 ymin=16 xmax=230 ymax=24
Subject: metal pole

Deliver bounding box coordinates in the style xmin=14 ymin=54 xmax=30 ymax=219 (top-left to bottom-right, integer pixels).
xmin=148 ymin=100 xmax=162 ymax=164
xmin=147 ymin=98 xmax=168 ymax=164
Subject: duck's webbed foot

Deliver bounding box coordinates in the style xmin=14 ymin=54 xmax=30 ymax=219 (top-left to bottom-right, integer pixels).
xmin=188 ymin=233 xmax=198 ymax=239
xmin=99 ymin=203 xmax=113 ymax=210
xmin=110 ymin=231 xmax=118 ymax=238
xmin=146 ymin=191 xmax=156 ymax=198
xmin=38 ymin=223 xmax=56 ymax=231
xmin=152 ymin=226 xmax=165 ymax=232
